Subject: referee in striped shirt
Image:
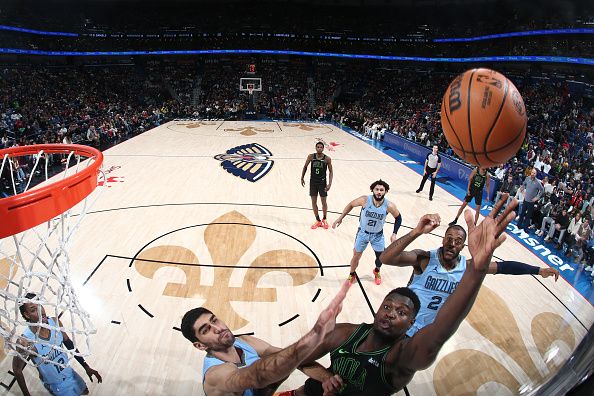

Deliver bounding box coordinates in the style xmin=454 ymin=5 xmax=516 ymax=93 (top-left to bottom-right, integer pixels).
xmin=415 ymin=145 xmax=442 ymax=201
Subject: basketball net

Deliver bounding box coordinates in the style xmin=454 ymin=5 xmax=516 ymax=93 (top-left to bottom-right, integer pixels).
xmin=0 ymin=145 xmax=104 ymax=368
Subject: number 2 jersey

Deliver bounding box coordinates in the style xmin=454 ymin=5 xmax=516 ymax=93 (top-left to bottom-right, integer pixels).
xmin=22 ymin=318 xmax=74 ymax=386
xmin=406 ymin=248 xmax=467 ymax=337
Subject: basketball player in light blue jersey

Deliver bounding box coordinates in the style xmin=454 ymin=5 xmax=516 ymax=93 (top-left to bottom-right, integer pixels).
xmin=12 ymin=293 xmax=102 ymax=396
xmin=333 ymin=180 xmax=402 ymax=285
xmin=180 ymin=281 xmax=351 ymax=396
xmin=380 ymin=193 xmax=560 ymax=336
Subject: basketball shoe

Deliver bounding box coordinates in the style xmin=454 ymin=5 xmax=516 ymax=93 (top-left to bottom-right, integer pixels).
xmin=311 ymin=221 xmax=323 ymax=229
xmin=373 ymin=268 xmax=382 ymax=285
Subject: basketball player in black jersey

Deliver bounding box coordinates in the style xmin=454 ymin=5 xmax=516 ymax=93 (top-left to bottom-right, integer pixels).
xmin=293 ymin=196 xmax=517 ymax=396
xmin=301 ymin=142 xmax=333 ymax=229
xmin=450 ymin=166 xmax=490 ymax=226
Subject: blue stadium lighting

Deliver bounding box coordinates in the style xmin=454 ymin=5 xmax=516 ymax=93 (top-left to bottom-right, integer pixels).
xmin=0 ymin=25 xmax=78 ymax=37
xmin=0 ymin=47 xmax=593 ymax=65
xmin=434 ymin=28 xmax=594 ymax=42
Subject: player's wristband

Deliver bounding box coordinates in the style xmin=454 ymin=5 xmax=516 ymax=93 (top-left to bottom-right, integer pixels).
xmin=393 ymin=214 xmax=402 ymax=235
xmin=496 ymin=260 xmax=540 ymax=275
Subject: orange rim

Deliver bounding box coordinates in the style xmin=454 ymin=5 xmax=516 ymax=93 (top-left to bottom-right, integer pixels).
xmin=0 ymin=144 xmax=103 ymax=239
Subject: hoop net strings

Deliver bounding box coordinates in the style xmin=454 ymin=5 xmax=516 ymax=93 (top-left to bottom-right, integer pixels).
xmin=0 ymin=149 xmax=104 ymax=367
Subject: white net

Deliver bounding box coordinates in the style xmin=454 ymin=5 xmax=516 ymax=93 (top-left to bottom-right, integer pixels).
xmin=0 ymin=147 xmax=104 ymax=367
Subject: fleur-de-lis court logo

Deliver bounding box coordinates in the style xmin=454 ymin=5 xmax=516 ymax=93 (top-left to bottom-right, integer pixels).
xmin=283 ymin=123 xmax=326 ymax=131
xmin=214 ymin=143 xmax=274 ymax=182
xmin=177 ymin=121 xmax=219 ymax=129
xmin=223 ymin=126 xmax=274 ymax=136
xmin=133 ymin=211 xmax=318 ymax=330
xmin=432 ymin=285 xmax=575 ymax=395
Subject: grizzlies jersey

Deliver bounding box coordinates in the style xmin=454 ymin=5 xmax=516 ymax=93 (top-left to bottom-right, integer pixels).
xmin=330 ymin=324 xmax=396 ymax=395
xmin=23 ymin=318 xmax=74 ymax=385
xmin=471 ymin=170 xmax=487 ymax=190
xmin=310 ymin=153 xmax=327 ymax=183
xmin=406 ymin=248 xmax=466 ymax=337
xmin=202 ymin=338 xmax=261 ymax=396
xmin=359 ymin=196 xmax=389 ymax=234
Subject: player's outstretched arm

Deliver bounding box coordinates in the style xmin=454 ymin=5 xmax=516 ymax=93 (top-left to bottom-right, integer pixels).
xmin=487 ymin=260 xmax=559 ymax=281
xmin=332 ymin=196 xmax=366 ymax=228
xmin=207 ymin=281 xmax=351 ymax=393
xmin=60 ymin=320 xmax=102 ymax=383
xmin=242 ymin=336 xmax=336 ymax=384
xmin=380 ymin=214 xmax=439 ymax=268
xmin=397 ymin=195 xmax=517 ymax=371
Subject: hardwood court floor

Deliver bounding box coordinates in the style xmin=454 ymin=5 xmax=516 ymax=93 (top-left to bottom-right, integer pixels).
xmin=1 ymin=121 xmax=592 ymax=395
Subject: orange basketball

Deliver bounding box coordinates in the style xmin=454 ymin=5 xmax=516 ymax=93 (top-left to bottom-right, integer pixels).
xmin=440 ymin=68 xmax=527 ymax=167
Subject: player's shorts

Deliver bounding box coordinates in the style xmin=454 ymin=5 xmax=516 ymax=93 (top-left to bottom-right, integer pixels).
xmin=309 ymin=181 xmax=327 ymax=197
xmin=464 ymin=188 xmax=483 ymax=205
xmin=354 ymin=228 xmax=385 ymax=253
xmin=44 ymin=370 xmax=86 ymax=396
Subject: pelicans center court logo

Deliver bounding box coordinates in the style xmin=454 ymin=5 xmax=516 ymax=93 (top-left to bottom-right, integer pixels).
xmin=214 ymin=143 xmax=274 ymax=182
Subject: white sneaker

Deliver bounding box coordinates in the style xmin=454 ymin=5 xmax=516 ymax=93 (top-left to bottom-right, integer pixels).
xmin=585 ymin=266 xmax=593 ymax=272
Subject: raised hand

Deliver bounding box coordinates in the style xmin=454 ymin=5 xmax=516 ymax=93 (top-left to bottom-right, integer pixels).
xmin=466 ymin=193 xmax=517 ymax=273
xmin=311 ymin=281 xmax=351 ymax=339
xmin=414 ymin=213 xmax=441 ymax=235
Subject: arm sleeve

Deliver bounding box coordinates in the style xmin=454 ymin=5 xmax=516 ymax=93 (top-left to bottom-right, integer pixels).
xmin=495 ymin=261 xmax=540 ymax=275
xmin=393 ymin=214 xmax=402 ymax=235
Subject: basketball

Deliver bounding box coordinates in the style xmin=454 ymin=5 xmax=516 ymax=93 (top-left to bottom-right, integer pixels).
xmin=440 ymin=68 xmax=527 ymax=167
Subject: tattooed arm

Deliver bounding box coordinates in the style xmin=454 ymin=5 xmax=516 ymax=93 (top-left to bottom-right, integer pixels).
xmin=204 ymin=282 xmax=351 ymax=394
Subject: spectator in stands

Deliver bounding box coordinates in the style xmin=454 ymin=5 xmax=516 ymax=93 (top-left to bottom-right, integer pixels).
xmin=544 ymin=207 xmax=570 ymax=245
xmin=561 ymin=212 xmax=583 ymax=251
xmin=517 ymin=169 xmax=544 ymax=230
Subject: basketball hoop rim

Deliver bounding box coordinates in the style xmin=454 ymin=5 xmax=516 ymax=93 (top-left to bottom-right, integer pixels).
xmin=0 ymin=144 xmax=103 ymax=239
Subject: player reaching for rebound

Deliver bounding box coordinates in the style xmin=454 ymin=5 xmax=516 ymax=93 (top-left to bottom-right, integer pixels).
xmin=292 ymin=196 xmax=518 ymax=396
xmin=333 ymin=180 xmax=402 ymax=285
xmin=380 ymin=193 xmax=559 ymax=337
xmin=12 ymin=293 xmax=102 ymax=396
xmin=301 ymin=142 xmax=333 ymax=229
xmin=180 ymin=281 xmax=351 ymax=396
